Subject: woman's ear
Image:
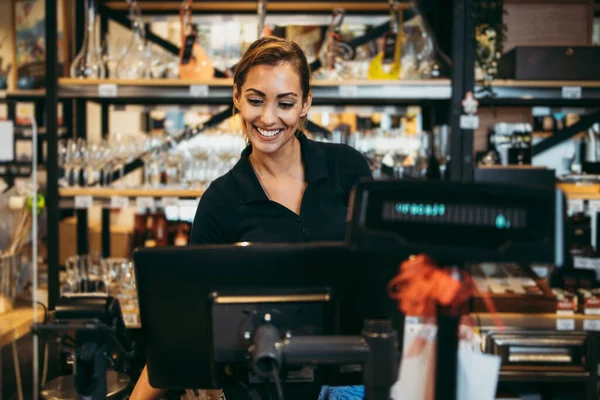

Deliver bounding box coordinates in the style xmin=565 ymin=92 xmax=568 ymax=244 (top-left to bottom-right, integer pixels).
xmin=300 ymin=92 xmax=313 ymax=118
xmin=233 ymin=85 xmax=241 ymax=110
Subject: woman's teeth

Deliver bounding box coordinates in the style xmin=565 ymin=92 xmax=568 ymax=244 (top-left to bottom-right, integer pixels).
xmin=256 ymin=127 xmax=282 ymax=137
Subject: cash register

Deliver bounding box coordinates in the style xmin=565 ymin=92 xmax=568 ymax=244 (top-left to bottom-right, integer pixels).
xmin=132 ymin=179 xmax=575 ymax=400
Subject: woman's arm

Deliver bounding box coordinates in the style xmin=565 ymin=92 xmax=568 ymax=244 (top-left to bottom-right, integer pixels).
xmin=129 ymin=366 xmax=166 ymax=400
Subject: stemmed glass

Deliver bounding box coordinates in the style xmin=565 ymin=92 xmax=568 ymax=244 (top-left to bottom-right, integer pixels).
xmin=67 ymin=138 xmax=86 ymax=188
xmin=110 ymin=133 xmax=130 ymax=188
xmin=58 ymin=140 xmax=69 ymax=187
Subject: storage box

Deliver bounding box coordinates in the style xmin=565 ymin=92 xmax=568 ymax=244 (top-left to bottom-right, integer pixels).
xmin=498 ymin=46 xmax=600 ymax=81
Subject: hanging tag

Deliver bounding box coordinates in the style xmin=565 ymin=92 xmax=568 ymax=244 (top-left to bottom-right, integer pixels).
xmin=74 ymin=195 xmax=93 ymax=209
xmin=189 ymin=85 xmax=209 ymax=97
xmin=584 ymin=319 xmax=600 ymax=331
xmin=588 ymin=200 xmax=600 ymax=213
xmin=562 ymin=86 xmax=582 ymax=100
xmin=110 ymin=196 xmax=130 ymax=209
xmin=181 ymin=34 xmax=196 ymax=65
xmin=568 ymin=199 xmax=584 ymax=214
xmin=98 ymin=84 xmax=118 ymax=98
xmin=339 ymin=85 xmax=359 ymax=98
xmin=162 ymin=196 xmax=180 ymax=207
xmin=556 ymin=318 xmax=575 ymax=331
xmin=136 ymin=196 xmax=155 ymax=209
xmin=460 ymin=115 xmax=480 ymax=130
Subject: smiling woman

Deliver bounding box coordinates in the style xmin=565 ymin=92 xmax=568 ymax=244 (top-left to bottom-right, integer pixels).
xmin=130 ymin=36 xmax=372 ymax=400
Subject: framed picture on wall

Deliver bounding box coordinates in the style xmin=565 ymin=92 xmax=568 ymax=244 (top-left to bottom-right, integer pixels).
xmin=12 ymin=0 xmax=68 ymax=89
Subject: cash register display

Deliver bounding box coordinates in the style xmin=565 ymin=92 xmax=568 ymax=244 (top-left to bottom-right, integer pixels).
xmin=365 ymin=191 xmax=550 ymax=249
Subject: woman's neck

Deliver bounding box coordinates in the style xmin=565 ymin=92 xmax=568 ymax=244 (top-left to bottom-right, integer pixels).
xmin=249 ymin=136 xmax=304 ymax=180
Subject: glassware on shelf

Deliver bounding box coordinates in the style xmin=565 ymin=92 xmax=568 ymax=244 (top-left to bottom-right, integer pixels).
xmin=58 ymin=140 xmax=69 ymax=187
xmin=314 ymin=8 xmax=348 ymax=81
xmin=70 ymin=0 xmax=106 ymax=79
xmin=102 ymin=33 xmax=127 ymax=79
xmin=116 ymin=0 xmax=152 ymax=79
xmin=402 ymin=0 xmax=450 ymax=79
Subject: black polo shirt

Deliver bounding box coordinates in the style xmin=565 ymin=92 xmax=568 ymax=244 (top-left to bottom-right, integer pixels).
xmin=190 ymin=133 xmax=372 ymax=245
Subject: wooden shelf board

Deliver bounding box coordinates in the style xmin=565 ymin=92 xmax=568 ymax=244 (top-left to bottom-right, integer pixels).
xmin=557 ymin=183 xmax=600 ymax=199
xmin=103 ymin=1 xmax=401 ymax=12
xmin=59 ymin=78 xmax=451 ymax=87
xmin=59 ymin=78 xmax=234 ymax=87
xmin=490 ymin=80 xmax=600 ymax=88
xmin=5 ymin=89 xmax=47 ymax=97
xmin=0 ymin=307 xmax=45 ymax=348
xmin=59 ymin=187 xmax=205 ymax=198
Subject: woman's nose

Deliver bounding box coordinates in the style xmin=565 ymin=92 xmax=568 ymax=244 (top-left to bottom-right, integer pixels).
xmin=260 ymin=106 xmax=278 ymax=126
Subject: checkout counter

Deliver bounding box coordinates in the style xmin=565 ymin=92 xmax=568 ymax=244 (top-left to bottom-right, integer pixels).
xmin=35 ymin=180 xmax=600 ymax=400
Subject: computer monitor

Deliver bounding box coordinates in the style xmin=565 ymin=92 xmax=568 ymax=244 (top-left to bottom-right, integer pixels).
xmin=346 ymin=180 xmax=565 ymax=266
xmin=133 ymin=243 xmax=401 ymax=392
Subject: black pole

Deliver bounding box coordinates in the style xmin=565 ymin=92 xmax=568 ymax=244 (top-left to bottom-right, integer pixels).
xmin=45 ymin=0 xmax=59 ymax=310
xmin=461 ymin=0 xmax=475 ymax=184
xmin=101 ymin=209 xmax=111 ymax=258
xmin=448 ymin=0 xmax=466 ymax=182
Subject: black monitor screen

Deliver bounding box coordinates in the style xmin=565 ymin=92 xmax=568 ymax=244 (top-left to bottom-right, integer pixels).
xmin=347 ymin=180 xmax=562 ymax=264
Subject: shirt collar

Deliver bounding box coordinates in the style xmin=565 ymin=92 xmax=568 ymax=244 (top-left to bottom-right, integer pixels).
xmin=231 ymin=133 xmax=330 ymax=204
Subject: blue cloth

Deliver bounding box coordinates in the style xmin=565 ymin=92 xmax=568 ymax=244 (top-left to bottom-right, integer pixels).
xmin=318 ymin=385 xmax=365 ymax=400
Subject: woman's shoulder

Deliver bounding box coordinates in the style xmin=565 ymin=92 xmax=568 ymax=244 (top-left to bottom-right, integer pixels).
xmin=197 ymin=171 xmax=238 ymax=207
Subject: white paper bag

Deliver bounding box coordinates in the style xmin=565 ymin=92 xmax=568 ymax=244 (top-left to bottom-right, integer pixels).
xmin=392 ymin=320 xmax=501 ymax=400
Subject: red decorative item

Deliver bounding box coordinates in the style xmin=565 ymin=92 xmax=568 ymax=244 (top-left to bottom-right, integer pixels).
xmin=388 ymin=254 xmax=503 ymax=329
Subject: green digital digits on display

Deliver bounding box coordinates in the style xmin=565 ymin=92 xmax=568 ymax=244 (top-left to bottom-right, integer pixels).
xmin=395 ymin=203 xmax=446 ymax=217
xmin=495 ymin=214 xmax=511 ymax=229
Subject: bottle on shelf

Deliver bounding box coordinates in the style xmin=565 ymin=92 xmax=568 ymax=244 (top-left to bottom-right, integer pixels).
xmin=174 ymin=224 xmax=190 ymax=247
xmin=155 ymin=208 xmax=169 ymax=247
xmin=143 ymin=215 xmax=157 ymax=248
xmin=368 ymin=0 xmax=403 ymax=80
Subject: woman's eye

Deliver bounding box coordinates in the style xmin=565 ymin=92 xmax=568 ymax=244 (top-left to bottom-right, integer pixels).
xmin=247 ymin=99 xmax=263 ymax=106
xmin=279 ymin=103 xmax=295 ymax=109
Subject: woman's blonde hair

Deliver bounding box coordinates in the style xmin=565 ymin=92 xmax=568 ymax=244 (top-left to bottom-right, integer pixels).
xmin=233 ymin=36 xmax=312 ymax=134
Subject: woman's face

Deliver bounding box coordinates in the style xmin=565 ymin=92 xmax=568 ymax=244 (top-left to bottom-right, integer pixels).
xmin=234 ymin=63 xmax=311 ymax=155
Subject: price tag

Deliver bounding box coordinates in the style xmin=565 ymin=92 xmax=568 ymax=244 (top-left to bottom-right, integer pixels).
xmin=136 ymin=196 xmax=155 ymax=209
xmin=189 ymin=85 xmax=209 ymax=98
xmin=589 ymin=200 xmax=600 ymax=213
xmin=339 ymin=85 xmax=359 ymax=98
xmin=74 ymin=195 xmax=93 ymax=209
xmin=459 ymin=115 xmax=480 ymax=130
xmin=162 ymin=196 xmax=180 ymax=207
xmin=122 ymin=313 xmax=140 ymax=327
xmin=562 ymin=86 xmax=582 ymax=100
xmin=98 ymin=83 xmax=118 ymax=98
xmin=556 ymin=318 xmax=575 ymax=331
xmin=583 ymin=319 xmax=600 ymax=331
xmin=568 ymin=199 xmax=585 ymax=213
xmin=110 ymin=196 xmax=130 ymax=209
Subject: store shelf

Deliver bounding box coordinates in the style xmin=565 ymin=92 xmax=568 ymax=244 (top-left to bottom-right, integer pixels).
xmin=0 ymin=307 xmax=45 ymax=348
xmin=102 ymin=0 xmax=401 ymax=13
xmin=60 ymin=187 xmax=205 ymax=198
xmin=477 ymin=80 xmax=600 ymax=106
xmin=5 ymin=89 xmax=47 ymax=100
xmin=557 ymin=183 xmax=600 ymax=200
xmin=58 ymin=78 xmax=453 ymax=104
xmin=59 ymin=187 xmax=204 ymax=208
